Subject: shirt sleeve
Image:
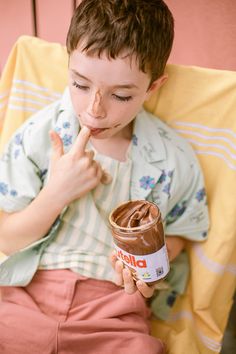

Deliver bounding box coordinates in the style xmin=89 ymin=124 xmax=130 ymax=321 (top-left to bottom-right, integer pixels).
xmin=0 ymin=122 xmax=45 ymax=212
xmin=164 ymin=159 xmax=209 ymax=241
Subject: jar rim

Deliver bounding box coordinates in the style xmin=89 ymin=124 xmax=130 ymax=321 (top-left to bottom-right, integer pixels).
xmin=109 ymin=200 xmax=161 ymax=232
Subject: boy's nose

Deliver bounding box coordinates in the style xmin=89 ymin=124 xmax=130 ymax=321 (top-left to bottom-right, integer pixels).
xmin=87 ymin=90 xmax=106 ymax=119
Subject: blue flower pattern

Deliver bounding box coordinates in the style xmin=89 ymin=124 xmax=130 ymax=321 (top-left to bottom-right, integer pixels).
xmin=166 ymin=201 xmax=187 ymax=224
xmin=63 ymin=122 xmax=71 ymax=129
xmin=55 ymin=122 xmax=73 ymax=147
xmin=0 ymin=182 xmax=8 ymax=195
xmin=139 ymin=176 xmax=156 ymax=190
xmin=158 ymin=170 xmax=167 ymax=183
xmin=0 ymin=182 xmax=18 ymax=197
xmin=14 ymin=133 xmax=23 ymax=145
xmin=10 ymin=189 xmax=18 ymax=197
xmin=156 ymin=170 xmax=174 ymax=198
xmin=62 ymin=134 xmax=73 ymax=146
xmin=132 ymin=134 xmax=138 ymax=146
xmin=11 ymin=132 xmax=24 ymax=160
xmin=196 ymin=188 xmax=206 ymax=202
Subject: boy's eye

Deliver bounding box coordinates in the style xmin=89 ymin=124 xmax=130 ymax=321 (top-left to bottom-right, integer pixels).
xmin=113 ymin=94 xmax=132 ymax=102
xmin=72 ymin=81 xmax=89 ymax=91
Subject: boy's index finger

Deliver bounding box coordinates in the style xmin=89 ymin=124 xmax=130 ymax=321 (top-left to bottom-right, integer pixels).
xmin=69 ymin=126 xmax=91 ymax=157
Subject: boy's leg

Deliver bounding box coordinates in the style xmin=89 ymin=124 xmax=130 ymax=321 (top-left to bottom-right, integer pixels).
xmin=0 ymin=286 xmax=58 ymax=354
xmin=0 ymin=270 xmax=165 ymax=354
xmin=58 ymin=277 xmax=165 ymax=354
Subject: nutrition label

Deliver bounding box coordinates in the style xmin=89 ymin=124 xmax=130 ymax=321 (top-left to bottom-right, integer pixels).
xmin=114 ymin=244 xmax=170 ymax=283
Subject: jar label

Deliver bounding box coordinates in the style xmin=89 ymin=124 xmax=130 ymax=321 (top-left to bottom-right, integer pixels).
xmin=114 ymin=243 xmax=170 ymax=282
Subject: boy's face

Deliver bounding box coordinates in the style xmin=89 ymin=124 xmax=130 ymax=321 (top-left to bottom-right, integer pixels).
xmin=68 ymin=47 xmax=166 ymax=140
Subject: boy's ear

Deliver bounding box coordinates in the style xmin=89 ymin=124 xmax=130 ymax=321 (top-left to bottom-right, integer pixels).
xmin=146 ymin=73 xmax=168 ymax=98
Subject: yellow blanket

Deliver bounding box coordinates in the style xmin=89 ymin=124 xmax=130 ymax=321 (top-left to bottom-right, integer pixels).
xmin=0 ymin=36 xmax=236 ymax=354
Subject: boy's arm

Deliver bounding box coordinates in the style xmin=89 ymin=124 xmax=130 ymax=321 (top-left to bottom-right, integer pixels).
xmin=0 ymin=126 xmax=105 ymax=255
xmin=0 ymin=186 xmax=64 ymax=255
xmin=165 ymin=235 xmax=186 ymax=261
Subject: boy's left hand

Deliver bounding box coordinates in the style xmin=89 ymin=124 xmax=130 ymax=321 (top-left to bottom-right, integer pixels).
xmin=110 ymin=251 xmax=155 ymax=298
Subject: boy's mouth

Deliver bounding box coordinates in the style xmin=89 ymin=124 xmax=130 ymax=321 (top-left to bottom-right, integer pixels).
xmin=89 ymin=127 xmax=108 ymax=136
xmin=85 ymin=124 xmax=121 ymax=136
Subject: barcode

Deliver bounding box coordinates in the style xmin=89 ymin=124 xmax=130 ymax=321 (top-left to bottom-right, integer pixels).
xmin=156 ymin=267 xmax=164 ymax=277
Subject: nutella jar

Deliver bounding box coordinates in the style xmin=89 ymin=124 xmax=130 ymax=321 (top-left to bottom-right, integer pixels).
xmin=109 ymin=200 xmax=170 ymax=285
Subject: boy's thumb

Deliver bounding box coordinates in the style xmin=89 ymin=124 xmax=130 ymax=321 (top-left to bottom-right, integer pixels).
xmin=49 ymin=130 xmax=64 ymax=161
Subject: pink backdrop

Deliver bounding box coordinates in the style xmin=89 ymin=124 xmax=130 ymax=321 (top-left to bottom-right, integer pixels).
xmin=1 ymin=0 xmax=236 ymax=73
xmin=165 ymin=0 xmax=236 ymax=71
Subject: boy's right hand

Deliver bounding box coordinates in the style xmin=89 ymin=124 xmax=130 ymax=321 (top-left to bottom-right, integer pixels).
xmin=110 ymin=251 xmax=155 ymax=298
xmin=48 ymin=126 xmax=109 ymax=207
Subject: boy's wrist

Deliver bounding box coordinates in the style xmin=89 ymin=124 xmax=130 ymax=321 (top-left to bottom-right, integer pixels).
xmin=41 ymin=183 xmax=68 ymax=213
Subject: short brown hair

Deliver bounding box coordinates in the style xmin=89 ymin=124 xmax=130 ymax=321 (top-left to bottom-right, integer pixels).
xmin=66 ymin=0 xmax=174 ymax=82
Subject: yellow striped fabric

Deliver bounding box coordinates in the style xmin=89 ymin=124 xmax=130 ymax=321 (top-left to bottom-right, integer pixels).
xmin=0 ymin=36 xmax=236 ymax=354
xmin=0 ymin=36 xmax=68 ymax=153
xmin=145 ymin=64 xmax=236 ymax=353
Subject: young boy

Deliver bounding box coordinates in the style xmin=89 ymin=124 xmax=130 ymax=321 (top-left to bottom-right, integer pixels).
xmin=0 ymin=0 xmax=209 ymax=353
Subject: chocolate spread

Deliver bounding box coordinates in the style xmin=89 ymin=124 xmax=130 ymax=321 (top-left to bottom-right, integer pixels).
xmin=109 ymin=200 xmax=169 ymax=284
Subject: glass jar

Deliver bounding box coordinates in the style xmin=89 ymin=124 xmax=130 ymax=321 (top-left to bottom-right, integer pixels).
xmin=109 ymin=200 xmax=170 ymax=285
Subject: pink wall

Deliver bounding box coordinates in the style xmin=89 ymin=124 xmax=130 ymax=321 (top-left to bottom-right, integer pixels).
xmin=36 ymin=0 xmax=74 ymax=44
xmin=165 ymin=0 xmax=236 ymax=71
xmin=0 ymin=0 xmax=75 ymax=73
xmin=0 ymin=0 xmax=34 ymax=72
xmin=1 ymin=0 xmax=236 ymax=73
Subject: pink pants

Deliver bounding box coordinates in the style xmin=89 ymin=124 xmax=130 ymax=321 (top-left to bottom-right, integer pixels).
xmin=0 ymin=270 xmax=165 ymax=354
